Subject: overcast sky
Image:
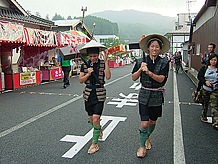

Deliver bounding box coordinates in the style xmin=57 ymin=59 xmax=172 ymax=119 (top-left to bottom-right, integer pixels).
xmin=17 ymin=0 xmax=205 ymax=19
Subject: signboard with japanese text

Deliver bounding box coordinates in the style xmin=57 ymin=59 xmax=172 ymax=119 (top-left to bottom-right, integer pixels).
xmin=0 ymin=21 xmax=24 ymax=42
xmin=20 ymin=72 xmax=36 ymax=85
xmin=50 ymin=67 xmax=64 ymax=80
xmin=24 ymin=27 xmax=57 ymax=47
xmin=56 ymin=32 xmax=87 ymax=47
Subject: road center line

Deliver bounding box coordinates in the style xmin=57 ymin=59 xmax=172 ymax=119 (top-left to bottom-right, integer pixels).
xmin=173 ymin=72 xmax=186 ymax=164
xmin=0 ymin=73 xmax=131 ymax=138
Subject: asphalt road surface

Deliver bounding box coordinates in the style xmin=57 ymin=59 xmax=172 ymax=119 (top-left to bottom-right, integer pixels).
xmin=0 ymin=64 xmax=217 ymax=164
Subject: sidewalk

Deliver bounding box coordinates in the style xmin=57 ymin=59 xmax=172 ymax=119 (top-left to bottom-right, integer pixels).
xmin=182 ymin=63 xmax=198 ymax=87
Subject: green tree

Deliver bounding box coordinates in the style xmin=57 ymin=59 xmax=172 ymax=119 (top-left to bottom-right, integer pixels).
xmin=67 ymin=16 xmax=73 ymax=20
xmin=52 ymin=13 xmax=65 ymax=20
xmin=26 ymin=10 xmax=31 ymax=15
xmin=45 ymin=14 xmax=50 ymax=20
xmin=84 ymin=16 xmax=119 ymax=35
xmin=104 ymin=38 xmax=126 ymax=48
xmin=35 ymin=12 xmax=41 ymax=18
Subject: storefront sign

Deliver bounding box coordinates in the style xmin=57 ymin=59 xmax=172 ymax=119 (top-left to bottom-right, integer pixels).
xmin=50 ymin=67 xmax=64 ymax=80
xmin=24 ymin=27 xmax=57 ymax=46
xmin=56 ymin=32 xmax=86 ymax=47
xmin=20 ymin=72 xmax=36 ymax=85
xmin=108 ymin=45 xmax=126 ymax=55
xmin=0 ymin=22 xmax=24 ymax=42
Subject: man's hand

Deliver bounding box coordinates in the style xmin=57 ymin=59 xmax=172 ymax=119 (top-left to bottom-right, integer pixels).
xmin=140 ymin=62 xmax=148 ymax=72
xmin=87 ymin=68 xmax=93 ymax=75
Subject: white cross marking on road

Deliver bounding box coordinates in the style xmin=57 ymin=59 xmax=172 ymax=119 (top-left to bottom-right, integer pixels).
xmin=107 ymin=93 xmax=138 ymax=108
xmin=129 ymin=82 xmax=141 ymax=90
xmin=60 ymin=115 xmax=127 ymax=158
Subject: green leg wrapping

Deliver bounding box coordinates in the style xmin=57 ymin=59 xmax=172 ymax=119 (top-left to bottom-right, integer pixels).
xmin=147 ymin=124 xmax=156 ymax=138
xmin=93 ymin=125 xmax=101 ymax=144
xmin=139 ymin=128 xmax=147 ymax=147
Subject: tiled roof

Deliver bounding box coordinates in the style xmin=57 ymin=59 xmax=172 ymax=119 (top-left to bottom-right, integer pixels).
xmin=0 ymin=7 xmax=55 ymax=27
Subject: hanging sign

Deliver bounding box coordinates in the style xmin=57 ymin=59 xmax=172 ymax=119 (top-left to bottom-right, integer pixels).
xmin=0 ymin=21 xmax=24 ymax=42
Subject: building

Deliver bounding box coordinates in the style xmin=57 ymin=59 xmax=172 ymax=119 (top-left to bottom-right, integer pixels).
xmin=53 ymin=19 xmax=92 ymax=40
xmin=93 ymin=34 xmax=119 ymax=45
xmin=189 ymin=0 xmax=218 ymax=72
xmin=165 ymin=13 xmax=197 ymax=55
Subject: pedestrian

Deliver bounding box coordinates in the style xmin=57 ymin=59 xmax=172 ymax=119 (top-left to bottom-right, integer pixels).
xmin=196 ymin=42 xmax=217 ymax=121
xmin=200 ymin=43 xmax=217 ymax=65
xmin=178 ymin=51 xmax=183 ymax=72
xmin=79 ymin=40 xmax=111 ymax=154
xmin=197 ymin=54 xmax=218 ymax=129
xmin=132 ymin=34 xmax=170 ymax=158
xmin=174 ymin=51 xmax=182 ymax=74
xmin=170 ymin=53 xmax=175 ymax=70
xmin=57 ymin=53 xmax=71 ymax=88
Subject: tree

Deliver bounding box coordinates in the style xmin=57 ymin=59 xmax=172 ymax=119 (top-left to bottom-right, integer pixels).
xmin=45 ymin=14 xmax=50 ymax=20
xmin=52 ymin=13 xmax=65 ymax=20
xmin=35 ymin=12 xmax=41 ymax=18
xmin=26 ymin=10 xmax=31 ymax=15
xmin=104 ymin=38 xmax=126 ymax=48
xmin=67 ymin=16 xmax=73 ymax=20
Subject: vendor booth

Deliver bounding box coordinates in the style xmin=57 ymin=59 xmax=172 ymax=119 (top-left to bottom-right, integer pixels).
xmin=0 ymin=21 xmax=25 ymax=90
xmin=22 ymin=27 xmax=59 ymax=82
xmin=107 ymin=45 xmax=132 ymax=68
xmin=0 ymin=22 xmax=58 ymax=90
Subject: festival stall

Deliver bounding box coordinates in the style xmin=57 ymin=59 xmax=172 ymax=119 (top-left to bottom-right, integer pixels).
xmin=0 ymin=21 xmax=25 ymax=90
xmin=14 ymin=27 xmax=58 ymax=84
xmin=107 ymin=45 xmax=132 ymax=68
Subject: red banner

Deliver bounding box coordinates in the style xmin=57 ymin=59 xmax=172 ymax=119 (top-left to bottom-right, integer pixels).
xmin=108 ymin=45 xmax=126 ymax=55
xmin=56 ymin=32 xmax=87 ymax=47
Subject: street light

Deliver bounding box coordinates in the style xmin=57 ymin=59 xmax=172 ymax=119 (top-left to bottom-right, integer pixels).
xmin=91 ymin=22 xmax=96 ymax=39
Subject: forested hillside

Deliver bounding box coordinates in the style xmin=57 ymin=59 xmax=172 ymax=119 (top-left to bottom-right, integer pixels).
xmin=84 ymin=16 xmax=119 ymax=35
xmin=89 ymin=10 xmax=176 ymax=42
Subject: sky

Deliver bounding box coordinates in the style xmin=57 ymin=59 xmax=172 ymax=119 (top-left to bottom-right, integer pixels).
xmin=17 ymin=0 xmax=206 ymax=19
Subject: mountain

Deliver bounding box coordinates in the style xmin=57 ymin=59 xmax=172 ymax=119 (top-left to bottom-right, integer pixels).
xmin=90 ymin=9 xmax=176 ymax=42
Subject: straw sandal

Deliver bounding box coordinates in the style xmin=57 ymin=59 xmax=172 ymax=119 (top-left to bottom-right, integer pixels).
xmin=136 ymin=147 xmax=146 ymax=158
xmin=88 ymin=143 xmax=99 ymax=154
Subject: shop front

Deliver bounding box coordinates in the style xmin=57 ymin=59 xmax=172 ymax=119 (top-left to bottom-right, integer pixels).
xmin=21 ymin=28 xmax=59 ymax=82
xmin=107 ymin=45 xmax=132 ymax=68
xmin=0 ymin=21 xmax=25 ymax=90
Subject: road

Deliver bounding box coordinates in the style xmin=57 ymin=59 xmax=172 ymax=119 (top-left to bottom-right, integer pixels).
xmin=0 ymin=64 xmax=217 ymax=164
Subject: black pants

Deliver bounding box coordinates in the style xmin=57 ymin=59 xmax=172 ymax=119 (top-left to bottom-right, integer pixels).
xmin=62 ymin=66 xmax=71 ymax=85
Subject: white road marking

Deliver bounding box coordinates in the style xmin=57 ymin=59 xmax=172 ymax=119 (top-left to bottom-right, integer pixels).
xmin=0 ymin=96 xmax=82 ymax=138
xmin=107 ymin=92 xmax=138 ymax=108
xmin=129 ymin=82 xmax=141 ymax=90
xmin=0 ymin=73 xmax=131 ymax=138
xmin=173 ymin=72 xmax=186 ymax=164
xmin=60 ymin=115 xmax=127 ymax=158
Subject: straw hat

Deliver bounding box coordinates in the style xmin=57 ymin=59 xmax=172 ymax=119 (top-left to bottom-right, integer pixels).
xmin=79 ymin=40 xmax=107 ymax=55
xmin=139 ymin=34 xmax=170 ymax=54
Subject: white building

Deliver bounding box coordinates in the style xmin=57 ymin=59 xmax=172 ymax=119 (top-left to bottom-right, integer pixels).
xmin=93 ymin=34 xmax=119 ymax=44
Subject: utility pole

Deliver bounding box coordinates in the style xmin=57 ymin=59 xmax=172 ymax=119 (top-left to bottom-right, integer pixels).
xmin=81 ymin=6 xmax=87 ymax=28
xmin=91 ymin=22 xmax=96 ymax=39
xmin=186 ymin=0 xmax=196 ymax=22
